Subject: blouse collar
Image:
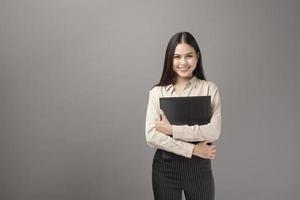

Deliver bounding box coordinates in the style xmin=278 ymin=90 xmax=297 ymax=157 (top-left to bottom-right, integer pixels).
xmin=165 ymin=76 xmax=199 ymax=93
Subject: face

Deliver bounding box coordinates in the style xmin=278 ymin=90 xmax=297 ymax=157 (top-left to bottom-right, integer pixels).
xmin=172 ymin=42 xmax=199 ymax=80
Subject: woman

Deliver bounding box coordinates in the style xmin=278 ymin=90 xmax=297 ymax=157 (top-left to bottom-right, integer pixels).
xmin=145 ymin=32 xmax=221 ymax=200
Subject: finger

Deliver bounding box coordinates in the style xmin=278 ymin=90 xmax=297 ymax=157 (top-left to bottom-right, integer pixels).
xmin=209 ymin=147 xmax=216 ymax=152
xmin=159 ymin=109 xmax=164 ymax=116
xmin=159 ymin=109 xmax=166 ymax=119
xmin=155 ymin=122 xmax=161 ymax=128
xmin=205 ymin=141 xmax=213 ymax=145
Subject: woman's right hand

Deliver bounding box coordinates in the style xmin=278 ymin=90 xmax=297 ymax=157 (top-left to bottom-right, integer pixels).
xmin=192 ymin=141 xmax=216 ymax=160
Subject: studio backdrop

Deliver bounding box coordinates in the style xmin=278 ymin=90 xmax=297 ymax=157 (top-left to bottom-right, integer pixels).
xmin=0 ymin=0 xmax=299 ymax=199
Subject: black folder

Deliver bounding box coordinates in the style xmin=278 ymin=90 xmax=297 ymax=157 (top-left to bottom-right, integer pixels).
xmin=159 ymin=96 xmax=212 ymax=159
xmin=159 ymin=96 xmax=212 ymax=126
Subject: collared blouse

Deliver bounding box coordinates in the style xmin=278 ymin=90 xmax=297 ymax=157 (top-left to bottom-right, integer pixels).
xmin=145 ymin=76 xmax=221 ymax=158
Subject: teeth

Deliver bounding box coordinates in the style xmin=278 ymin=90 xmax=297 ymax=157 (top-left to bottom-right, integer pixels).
xmin=179 ymin=67 xmax=190 ymax=71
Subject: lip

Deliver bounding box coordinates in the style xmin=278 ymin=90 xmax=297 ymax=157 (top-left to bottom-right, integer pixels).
xmin=178 ymin=67 xmax=190 ymax=72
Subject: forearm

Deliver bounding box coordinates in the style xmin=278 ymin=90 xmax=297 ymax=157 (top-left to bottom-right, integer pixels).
xmin=172 ymin=115 xmax=221 ymax=142
xmin=146 ymin=127 xmax=195 ymax=158
xmin=172 ymin=89 xmax=221 ymax=142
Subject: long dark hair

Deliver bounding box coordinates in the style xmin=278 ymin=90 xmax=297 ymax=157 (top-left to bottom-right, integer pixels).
xmin=156 ymin=32 xmax=206 ymax=86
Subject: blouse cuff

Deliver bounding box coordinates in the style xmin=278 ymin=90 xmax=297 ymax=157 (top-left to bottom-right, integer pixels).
xmin=181 ymin=142 xmax=195 ymax=158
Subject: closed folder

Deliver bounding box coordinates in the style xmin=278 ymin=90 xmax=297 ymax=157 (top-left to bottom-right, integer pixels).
xmin=159 ymin=96 xmax=212 ymax=126
xmin=159 ymin=96 xmax=212 ymax=159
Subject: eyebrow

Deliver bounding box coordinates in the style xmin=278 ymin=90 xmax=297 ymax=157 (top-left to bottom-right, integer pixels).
xmin=173 ymin=52 xmax=194 ymax=55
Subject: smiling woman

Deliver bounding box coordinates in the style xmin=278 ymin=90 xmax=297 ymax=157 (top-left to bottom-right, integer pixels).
xmin=173 ymin=44 xmax=198 ymax=78
xmin=172 ymin=43 xmax=199 ymax=96
xmin=145 ymin=32 xmax=221 ymax=200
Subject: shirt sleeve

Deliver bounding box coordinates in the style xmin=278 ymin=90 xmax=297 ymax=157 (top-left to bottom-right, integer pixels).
xmin=145 ymin=88 xmax=195 ymax=158
xmin=172 ymin=84 xmax=221 ymax=142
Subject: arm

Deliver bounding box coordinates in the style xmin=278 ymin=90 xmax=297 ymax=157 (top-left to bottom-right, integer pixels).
xmin=172 ymin=84 xmax=221 ymax=142
xmin=145 ymin=89 xmax=195 ymax=158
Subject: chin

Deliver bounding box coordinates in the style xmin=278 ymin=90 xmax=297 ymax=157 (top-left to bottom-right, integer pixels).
xmin=176 ymin=72 xmax=193 ymax=78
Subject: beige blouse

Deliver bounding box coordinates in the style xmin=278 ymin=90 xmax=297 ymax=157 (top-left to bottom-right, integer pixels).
xmin=145 ymin=76 xmax=221 ymax=158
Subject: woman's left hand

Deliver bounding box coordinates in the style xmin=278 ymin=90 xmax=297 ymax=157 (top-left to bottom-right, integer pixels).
xmin=155 ymin=109 xmax=172 ymax=135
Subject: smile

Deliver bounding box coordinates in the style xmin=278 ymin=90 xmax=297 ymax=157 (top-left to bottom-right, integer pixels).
xmin=178 ymin=67 xmax=191 ymax=72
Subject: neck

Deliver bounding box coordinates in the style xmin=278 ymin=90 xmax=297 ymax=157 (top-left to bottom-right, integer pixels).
xmin=174 ymin=76 xmax=193 ymax=87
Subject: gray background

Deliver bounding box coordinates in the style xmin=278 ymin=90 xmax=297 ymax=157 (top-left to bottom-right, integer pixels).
xmin=0 ymin=0 xmax=299 ymax=199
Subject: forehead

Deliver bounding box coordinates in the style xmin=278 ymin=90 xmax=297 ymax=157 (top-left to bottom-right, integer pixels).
xmin=174 ymin=43 xmax=196 ymax=54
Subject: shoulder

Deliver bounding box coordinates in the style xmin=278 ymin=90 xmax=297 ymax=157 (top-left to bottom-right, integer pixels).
xmin=148 ymin=85 xmax=163 ymax=99
xmin=192 ymin=76 xmax=218 ymax=89
xmin=200 ymin=79 xmax=220 ymax=94
xmin=201 ymin=79 xmax=219 ymax=89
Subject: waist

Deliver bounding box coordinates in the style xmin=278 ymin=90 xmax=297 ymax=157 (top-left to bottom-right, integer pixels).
xmin=156 ymin=149 xmax=210 ymax=161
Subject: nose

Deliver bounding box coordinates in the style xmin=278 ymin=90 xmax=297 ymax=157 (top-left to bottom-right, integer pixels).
xmin=180 ymin=57 xmax=187 ymax=65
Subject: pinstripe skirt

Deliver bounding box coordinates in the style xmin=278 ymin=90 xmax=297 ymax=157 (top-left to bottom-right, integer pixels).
xmin=152 ymin=149 xmax=215 ymax=200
